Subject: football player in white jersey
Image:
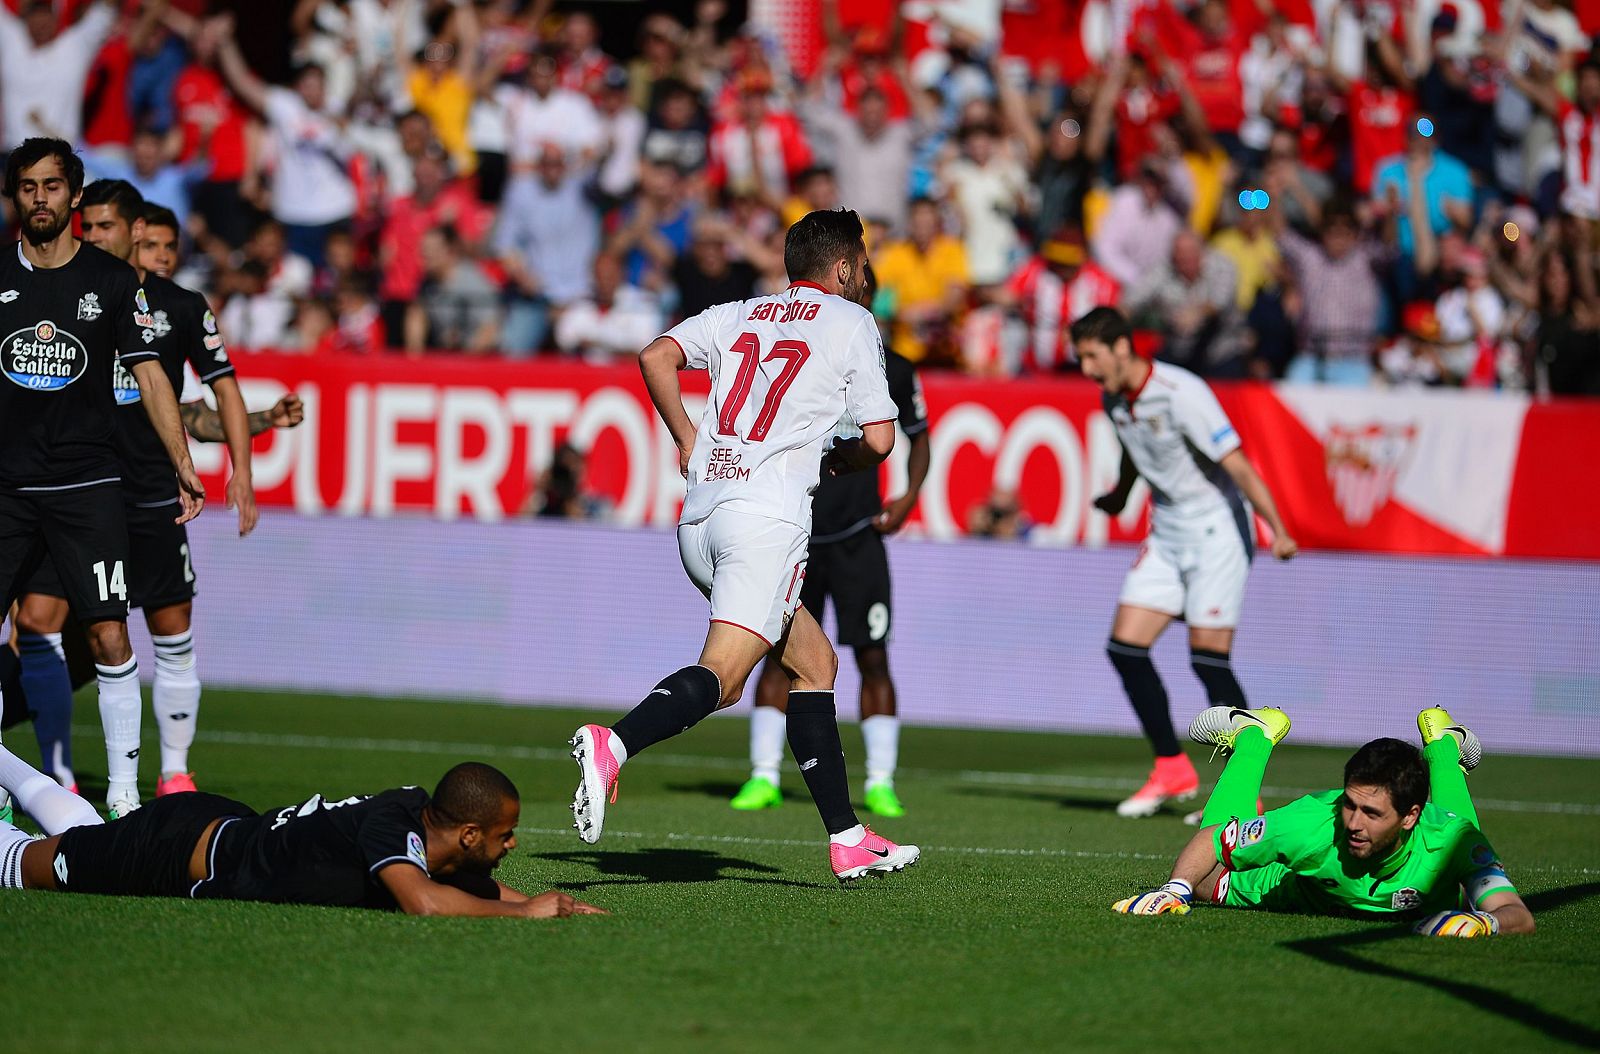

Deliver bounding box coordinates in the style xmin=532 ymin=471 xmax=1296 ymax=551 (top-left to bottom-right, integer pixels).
xmin=1071 ymin=307 xmax=1297 ymax=820
xmin=568 ymin=209 xmax=921 ymax=882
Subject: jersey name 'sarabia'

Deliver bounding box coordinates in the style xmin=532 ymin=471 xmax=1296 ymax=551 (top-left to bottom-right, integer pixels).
xmin=664 ymin=281 xmax=898 ymax=531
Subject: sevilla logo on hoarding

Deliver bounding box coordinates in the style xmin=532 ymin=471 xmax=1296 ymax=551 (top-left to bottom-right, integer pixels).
xmin=1324 ymin=422 xmax=1417 ymax=527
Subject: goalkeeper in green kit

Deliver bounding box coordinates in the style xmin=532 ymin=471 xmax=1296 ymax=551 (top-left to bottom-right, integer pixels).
xmin=1113 ymin=705 xmax=1535 ymax=937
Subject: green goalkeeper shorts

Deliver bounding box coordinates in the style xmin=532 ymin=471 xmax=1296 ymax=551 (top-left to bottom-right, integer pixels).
xmin=1216 ymin=864 xmax=1323 ymax=913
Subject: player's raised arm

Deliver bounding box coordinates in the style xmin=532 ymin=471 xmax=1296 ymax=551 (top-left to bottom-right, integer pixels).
xmin=182 ymin=393 xmax=305 ymax=442
xmin=639 ymin=335 xmax=696 ymax=477
xmin=129 ymin=359 xmax=204 ymax=524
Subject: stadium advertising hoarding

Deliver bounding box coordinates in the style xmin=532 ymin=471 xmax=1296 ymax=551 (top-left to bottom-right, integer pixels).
xmin=165 ymin=512 xmax=1600 ymax=756
xmin=200 ymin=353 xmax=1600 ymax=559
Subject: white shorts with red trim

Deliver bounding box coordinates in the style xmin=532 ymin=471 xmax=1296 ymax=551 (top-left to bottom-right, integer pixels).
xmin=677 ymin=507 xmax=809 ymax=646
xmin=1118 ymin=506 xmax=1253 ymax=629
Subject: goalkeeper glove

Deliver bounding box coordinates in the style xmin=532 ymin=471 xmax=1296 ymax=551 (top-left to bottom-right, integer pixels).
xmin=1414 ymin=910 xmax=1500 ymax=938
xmin=1113 ymin=879 xmax=1194 ymax=916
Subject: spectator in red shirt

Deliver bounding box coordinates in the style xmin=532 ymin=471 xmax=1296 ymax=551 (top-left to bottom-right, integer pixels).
xmin=1105 ymin=54 xmax=1182 ymax=182
xmin=379 ymin=146 xmax=493 ymax=345
xmin=1158 ymin=0 xmax=1252 ymax=156
xmin=557 ymin=11 xmax=614 ymax=100
xmin=706 ymin=67 xmax=813 ymax=204
xmin=819 ymin=0 xmax=911 ymax=120
xmin=1327 ymin=31 xmax=1415 ymax=195
xmin=167 ymin=11 xmax=256 ymax=248
xmin=998 ymin=226 xmax=1121 ymax=373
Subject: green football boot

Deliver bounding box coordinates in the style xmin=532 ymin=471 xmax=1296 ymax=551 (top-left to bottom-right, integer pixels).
xmin=864 ymin=781 xmax=905 ymax=818
xmin=730 ymin=776 xmax=782 ymax=811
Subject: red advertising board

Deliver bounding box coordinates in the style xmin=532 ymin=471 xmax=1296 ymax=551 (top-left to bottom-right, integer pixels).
xmin=195 ymin=353 xmax=1600 ymax=559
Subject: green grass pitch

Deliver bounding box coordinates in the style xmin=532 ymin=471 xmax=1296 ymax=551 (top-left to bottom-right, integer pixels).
xmin=1 ymin=690 xmax=1597 ymax=1053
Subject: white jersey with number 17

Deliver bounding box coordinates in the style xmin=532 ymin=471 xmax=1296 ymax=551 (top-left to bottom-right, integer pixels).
xmin=664 ymin=280 xmax=898 ymax=531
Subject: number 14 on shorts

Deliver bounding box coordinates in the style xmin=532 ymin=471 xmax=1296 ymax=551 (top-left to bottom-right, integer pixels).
xmin=93 ymin=559 xmax=126 ymax=601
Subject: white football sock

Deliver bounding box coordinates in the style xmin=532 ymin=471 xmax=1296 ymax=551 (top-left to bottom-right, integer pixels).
xmin=1 ymin=820 xmax=37 ymax=889
xmin=0 ymin=743 xmax=101 ymax=835
xmin=828 ymin=823 xmax=867 ymax=847
xmin=749 ymin=705 xmax=786 ymax=785
xmin=862 ymin=714 xmax=900 ymax=788
xmin=96 ymin=656 xmax=142 ymax=803
xmin=152 ymin=631 xmax=201 ymax=776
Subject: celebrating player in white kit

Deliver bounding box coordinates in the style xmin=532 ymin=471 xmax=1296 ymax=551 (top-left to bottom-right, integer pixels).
xmin=1070 ymin=307 xmax=1297 ymax=819
xmin=568 ymin=209 xmax=921 ymax=882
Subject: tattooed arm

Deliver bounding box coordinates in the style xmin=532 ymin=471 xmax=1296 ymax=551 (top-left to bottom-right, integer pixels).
xmin=182 ymin=393 xmax=304 ymax=442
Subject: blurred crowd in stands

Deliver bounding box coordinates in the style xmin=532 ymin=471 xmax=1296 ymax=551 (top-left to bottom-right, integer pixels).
xmin=3 ymin=0 xmax=1599 ymax=395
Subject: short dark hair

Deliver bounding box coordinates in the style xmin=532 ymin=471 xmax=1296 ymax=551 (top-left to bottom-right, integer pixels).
xmin=1344 ymin=738 xmax=1429 ymax=815
xmin=141 ymin=204 xmax=180 ymax=235
xmin=431 ymin=762 xmax=519 ymax=827
xmin=1069 ymin=305 xmax=1132 ymax=349
xmin=783 ymin=208 xmax=864 ymax=284
xmin=4 ymin=137 xmax=85 ymax=199
xmin=80 ymin=179 xmax=145 ymax=224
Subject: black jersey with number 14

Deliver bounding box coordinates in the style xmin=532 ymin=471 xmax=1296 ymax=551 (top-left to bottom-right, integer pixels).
xmin=113 ymin=274 xmax=234 ymax=505
xmin=0 ymin=242 xmax=156 ymax=489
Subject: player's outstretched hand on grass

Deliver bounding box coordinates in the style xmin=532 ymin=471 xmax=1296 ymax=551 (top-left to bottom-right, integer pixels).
xmin=1271 ymin=533 xmax=1298 ymax=561
xmin=1113 ymin=880 xmax=1194 ymax=916
xmin=1413 ymin=910 xmax=1499 ymax=938
xmin=175 ymin=462 xmax=206 ymax=525
xmin=524 ymin=891 xmax=609 ymax=918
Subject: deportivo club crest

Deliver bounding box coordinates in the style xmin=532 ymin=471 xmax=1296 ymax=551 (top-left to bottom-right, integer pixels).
xmin=77 ymin=292 xmax=102 ymax=321
xmin=151 ymin=310 xmax=172 ymax=338
xmin=1391 ymin=887 xmax=1423 ymax=911
xmin=1324 ymin=422 xmax=1417 ymax=527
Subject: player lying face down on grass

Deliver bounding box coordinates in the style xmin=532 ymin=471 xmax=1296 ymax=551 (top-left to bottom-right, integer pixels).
xmin=0 ymin=748 xmax=604 ymax=919
xmin=1113 ymin=705 xmax=1534 ymax=937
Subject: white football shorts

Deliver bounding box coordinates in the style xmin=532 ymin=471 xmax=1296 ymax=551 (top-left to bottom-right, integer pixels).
xmin=1118 ymin=506 xmax=1254 ymax=629
xmin=678 ymin=507 xmax=810 ymax=646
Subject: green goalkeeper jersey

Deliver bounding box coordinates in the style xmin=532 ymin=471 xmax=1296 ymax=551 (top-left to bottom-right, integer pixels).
xmin=1210 ymin=790 xmax=1517 ymax=916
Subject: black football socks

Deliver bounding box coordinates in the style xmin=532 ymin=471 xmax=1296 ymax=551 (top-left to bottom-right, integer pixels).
xmin=1191 ymin=648 xmax=1247 ymax=709
xmin=612 ymin=664 xmax=721 ymax=757
xmin=785 ymin=690 xmax=861 ymax=835
xmin=1107 ymin=639 xmax=1180 ymax=757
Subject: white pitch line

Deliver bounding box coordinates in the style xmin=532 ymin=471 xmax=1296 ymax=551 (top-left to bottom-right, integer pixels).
xmin=518 ymin=826 xmax=1170 ymax=862
xmin=75 ymin=725 xmax=1600 ymax=817
xmin=516 ymin=827 xmax=1600 ymax=875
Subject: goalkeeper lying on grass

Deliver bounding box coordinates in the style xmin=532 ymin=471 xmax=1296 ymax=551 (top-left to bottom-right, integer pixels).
xmin=1114 ymin=706 xmax=1534 ymax=937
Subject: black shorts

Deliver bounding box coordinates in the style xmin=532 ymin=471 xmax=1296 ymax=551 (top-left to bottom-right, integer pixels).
xmin=52 ymin=793 xmax=258 ymax=899
xmin=800 ymin=528 xmax=893 ymax=650
xmin=23 ymin=499 xmax=194 ymax=612
xmin=0 ymin=483 xmax=131 ymax=623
